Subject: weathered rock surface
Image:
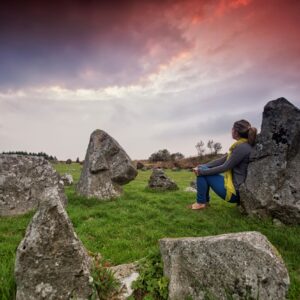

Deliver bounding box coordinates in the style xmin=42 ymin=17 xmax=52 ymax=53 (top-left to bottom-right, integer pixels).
xmin=61 ymin=173 xmax=74 ymax=186
xmin=15 ymin=186 xmax=94 ymax=300
xmin=109 ymin=263 xmax=139 ymax=300
xmin=77 ymin=129 xmax=137 ymax=199
xmin=190 ymin=180 xmax=196 ymax=189
xmin=148 ymin=169 xmax=178 ymax=190
xmin=160 ymin=232 xmax=289 ymax=300
xmin=240 ymin=98 xmax=300 ymax=224
xmin=184 ymin=186 xmax=197 ymax=193
xmin=0 ymin=155 xmax=66 ymax=216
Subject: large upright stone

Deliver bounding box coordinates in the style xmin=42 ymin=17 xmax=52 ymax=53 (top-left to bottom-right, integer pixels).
xmin=77 ymin=130 xmax=137 ymax=199
xmin=160 ymin=232 xmax=289 ymax=300
xmin=15 ymin=186 xmax=94 ymax=300
xmin=0 ymin=155 xmax=66 ymax=216
xmin=240 ymin=98 xmax=300 ymax=224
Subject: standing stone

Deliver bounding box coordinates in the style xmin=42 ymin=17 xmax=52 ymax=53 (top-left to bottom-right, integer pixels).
xmin=77 ymin=130 xmax=137 ymax=199
xmin=0 ymin=155 xmax=66 ymax=216
xmin=148 ymin=169 xmax=178 ymax=190
xmin=239 ymin=98 xmax=300 ymax=224
xmin=15 ymin=186 xmax=94 ymax=300
xmin=160 ymin=232 xmax=289 ymax=300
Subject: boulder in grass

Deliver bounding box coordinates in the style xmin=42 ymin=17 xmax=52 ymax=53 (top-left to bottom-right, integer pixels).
xmin=240 ymin=98 xmax=300 ymax=225
xmin=190 ymin=180 xmax=196 ymax=189
xmin=15 ymin=186 xmax=94 ymax=300
xmin=0 ymin=154 xmax=66 ymax=216
xmin=136 ymin=161 xmax=145 ymax=170
xmin=184 ymin=187 xmax=197 ymax=193
xmin=148 ymin=169 xmax=178 ymax=191
xmin=109 ymin=263 xmax=139 ymax=300
xmin=160 ymin=231 xmax=289 ymax=300
xmin=61 ymin=173 xmax=74 ymax=186
xmin=77 ymin=129 xmax=137 ymax=200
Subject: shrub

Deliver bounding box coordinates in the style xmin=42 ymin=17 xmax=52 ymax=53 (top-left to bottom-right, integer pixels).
xmin=90 ymin=254 xmax=120 ymax=300
xmin=131 ymin=251 xmax=169 ymax=300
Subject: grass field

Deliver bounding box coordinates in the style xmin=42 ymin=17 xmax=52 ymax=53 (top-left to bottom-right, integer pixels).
xmin=1 ymin=163 xmax=300 ymax=299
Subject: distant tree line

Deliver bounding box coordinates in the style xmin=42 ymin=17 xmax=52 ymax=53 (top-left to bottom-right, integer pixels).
xmin=148 ymin=149 xmax=184 ymax=162
xmin=195 ymin=139 xmax=222 ymax=157
xmin=1 ymin=151 xmax=57 ymax=161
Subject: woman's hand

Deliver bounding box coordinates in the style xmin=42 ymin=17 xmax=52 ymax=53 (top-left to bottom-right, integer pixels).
xmin=193 ymin=167 xmax=200 ymax=176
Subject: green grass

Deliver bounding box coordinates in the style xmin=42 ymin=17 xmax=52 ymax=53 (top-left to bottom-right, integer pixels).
xmin=1 ymin=163 xmax=300 ymax=299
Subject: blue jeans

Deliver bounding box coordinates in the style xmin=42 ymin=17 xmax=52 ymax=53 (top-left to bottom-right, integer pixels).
xmin=196 ymin=166 xmax=239 ymax=204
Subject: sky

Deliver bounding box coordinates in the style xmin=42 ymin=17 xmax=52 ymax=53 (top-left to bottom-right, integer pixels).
xmin=0 ymin=0 xmax=300 ymax=160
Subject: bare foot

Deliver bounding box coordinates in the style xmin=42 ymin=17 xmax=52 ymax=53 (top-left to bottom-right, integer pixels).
xmin=187 ymin=203 xmax=207 ymax=210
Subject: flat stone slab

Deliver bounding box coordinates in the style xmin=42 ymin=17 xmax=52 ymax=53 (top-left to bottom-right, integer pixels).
xmin=160 ymin=231 xmax=289 ymax=300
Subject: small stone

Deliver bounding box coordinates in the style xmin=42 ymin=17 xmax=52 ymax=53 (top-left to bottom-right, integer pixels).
xmin=273 ymin=218 xmax=284 ymax=227
xmin=190 ymin=180 xmax=196 ymax=189
xmin=136 ymin=161 xmax=145 ymax=170
xmin=109 ymin=263 xmax=139 ymax=300
xmin=61 ymin=173 xmax=73 ymax=186
xmin=148 ymin=169 xmax=178 ymax=191
xmin=184 ymin=187 xmax=197 ymax=193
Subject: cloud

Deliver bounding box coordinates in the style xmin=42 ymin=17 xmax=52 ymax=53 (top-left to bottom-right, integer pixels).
xmin=0 ymin=0 xmax=193 ymax=89
xmin=0 ymin=0 xmax=260 ymax=90
xmin=1 ymin=0 xmax=300 ymax=159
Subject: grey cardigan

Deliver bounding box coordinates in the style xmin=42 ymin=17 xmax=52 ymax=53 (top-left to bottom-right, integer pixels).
xmin=199 ymin=143 xmax=253 ymax=191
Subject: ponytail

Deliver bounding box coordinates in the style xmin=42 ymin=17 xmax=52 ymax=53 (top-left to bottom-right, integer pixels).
xmin=233 ymin=119 xmax=257 ymax=146
xmin=247 ymin=127 xmax=257 ymax=146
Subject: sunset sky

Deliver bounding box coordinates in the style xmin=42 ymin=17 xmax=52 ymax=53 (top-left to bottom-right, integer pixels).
xmin=0 ymin=0 xmax=299 ymax=160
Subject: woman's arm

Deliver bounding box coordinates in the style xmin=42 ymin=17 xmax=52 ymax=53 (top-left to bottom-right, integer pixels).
xmin=203 ymin=155 xmax=227 ymax=168
xmin=199 ymin=145 xmax=249 ymax=176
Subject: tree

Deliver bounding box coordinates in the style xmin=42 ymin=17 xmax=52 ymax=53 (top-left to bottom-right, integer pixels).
xmin=213 ymin=142 xmax=222 ymax=155
xmin=195 ymin=141 xmax=205 ymax=157
xmin=149 ymin=149 xmax=171 ymax=162
xmin=1 ymin=150 xmax=57 ymax=161
xmin=207 ymin=140 xmax=214 ymax=155
xmin=170 ymin=152 xmax=184 ymax=161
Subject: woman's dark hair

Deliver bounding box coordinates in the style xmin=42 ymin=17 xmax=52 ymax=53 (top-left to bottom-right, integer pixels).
xmin=233 ymin=119 xmax=257 ymax=146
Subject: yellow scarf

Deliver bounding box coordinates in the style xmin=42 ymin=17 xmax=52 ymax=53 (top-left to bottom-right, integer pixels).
xmin=224 ymin=138 xmax=248 ymax=201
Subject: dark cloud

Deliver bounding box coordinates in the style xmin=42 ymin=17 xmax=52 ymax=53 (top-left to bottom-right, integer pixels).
xmin=0 ymin=0 xmax=192 ymax=89
xmin=1 ymin=0 xmax=299 ymax=89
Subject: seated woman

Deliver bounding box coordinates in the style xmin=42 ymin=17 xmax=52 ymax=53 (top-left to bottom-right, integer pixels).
xmin=190 ymin=119 xmax=257 ymax=210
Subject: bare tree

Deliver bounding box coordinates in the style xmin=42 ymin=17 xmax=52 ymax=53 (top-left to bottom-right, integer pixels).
xmin=213 ymin=142 xmax=222 ymax=155
xmin=195 ymin=140 xmax=205 ymax=157
xmin=207 ymin=139 xmax=214 ymax=155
